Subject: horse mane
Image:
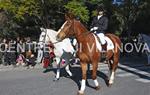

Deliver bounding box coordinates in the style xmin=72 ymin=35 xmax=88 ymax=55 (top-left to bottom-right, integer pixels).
xmin=75 ymin=20 xmax=90 ymax=34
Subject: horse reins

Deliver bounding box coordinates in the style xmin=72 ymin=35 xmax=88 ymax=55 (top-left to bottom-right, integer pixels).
xmin=64 ymin=20 xmax=92 ymax=39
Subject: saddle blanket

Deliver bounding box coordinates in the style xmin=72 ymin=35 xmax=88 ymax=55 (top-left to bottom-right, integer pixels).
xmin=93 ymin=34 xmax=114 ymax=51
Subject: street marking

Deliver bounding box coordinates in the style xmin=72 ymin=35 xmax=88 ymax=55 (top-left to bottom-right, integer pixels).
xmin=136 ymin=78 xmax=150 ymax=83
xmin=116 ymin=73 xmax=134 ymax=77
xmin=137 ymin=71 xmax=150 ymax=75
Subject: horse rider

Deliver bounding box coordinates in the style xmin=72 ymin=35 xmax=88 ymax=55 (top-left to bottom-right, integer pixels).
xmin=90 ymin=5 xmax=109 ymax=52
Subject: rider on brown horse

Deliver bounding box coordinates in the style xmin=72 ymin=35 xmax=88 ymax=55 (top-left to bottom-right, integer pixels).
xmin=90 ymin=5 xmax=108 ymax=52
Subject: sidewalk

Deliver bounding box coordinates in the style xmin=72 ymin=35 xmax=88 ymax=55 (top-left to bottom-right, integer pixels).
xmin=0 ymin=64 xmax=43 ymax=72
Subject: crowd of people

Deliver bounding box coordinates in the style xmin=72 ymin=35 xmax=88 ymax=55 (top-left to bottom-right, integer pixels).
xmin=0 ymin=37 xmax=37 ymax=69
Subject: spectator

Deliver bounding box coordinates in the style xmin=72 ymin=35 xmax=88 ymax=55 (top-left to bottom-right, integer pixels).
xmin=26 ymin=53 xmax=36 ymax=69
xmin=42 ymin=41 xmax=54 ymax=69
xmin=16 ymin=53 xmax=25 ymax=66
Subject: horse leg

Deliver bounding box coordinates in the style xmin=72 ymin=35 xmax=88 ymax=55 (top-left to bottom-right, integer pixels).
xmin=36 ymin=49 xmax=43 ymax=64
xmin=108 ymin=54 xmax=119 ymax=86
xmin=92 ymin=62 xmax=100 ymax=90
xmin=78 ymin=62 xmax=87 ymax=95
xmin=54 ymin=57 xmax=61 ymax=81
xmin=65 ymin=64 xmax=73 ymax=77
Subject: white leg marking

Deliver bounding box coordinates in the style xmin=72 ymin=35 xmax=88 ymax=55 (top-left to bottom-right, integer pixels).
xmin=109 ymin=71 xmax=115 ymax=84
xmin=79 ymin=79 xmax=86 ymax=94
xmin=55 ymin=58 xmax=61 ymax=79
xmin=65 ymin=65 xmax=72 ymax=76
xmin=94 ymin=79 xmax=99 ymax=87
xmin=56 ymin=69 xmax=60 ymax=79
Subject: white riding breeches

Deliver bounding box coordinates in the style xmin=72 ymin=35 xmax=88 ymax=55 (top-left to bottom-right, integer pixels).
xmin=97 ymin=33 xmax=106 ymax=45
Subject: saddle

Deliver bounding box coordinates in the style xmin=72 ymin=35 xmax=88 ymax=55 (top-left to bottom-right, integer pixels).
xmin=95 ymin=35 xmax=107 ymax=51
xmin=93 ymin=33 xmax=115 ymax=60
xmin=95 ymin=35 xmax=108 ymax=59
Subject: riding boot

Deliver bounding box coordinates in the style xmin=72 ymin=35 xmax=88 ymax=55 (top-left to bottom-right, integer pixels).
xmin=101 ymin=43 xmax=107 ymax=60
xmin=101 ymin=43 xmax=107 ymax=52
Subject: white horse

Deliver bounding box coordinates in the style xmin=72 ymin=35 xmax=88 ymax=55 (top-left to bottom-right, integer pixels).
xmin=37 ymin=28 xmax=75 ymax=80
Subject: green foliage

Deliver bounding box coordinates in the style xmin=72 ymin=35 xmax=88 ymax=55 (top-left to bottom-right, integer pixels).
xmin=64 ymin=0 xmax=89 ymax=22
xmin=91 ymin=10 xmax=97 ymax=17
xmin=0 ymin=0 xmax=150 ymax=38
xmin=106 ymin=0 xmax=149 ymax=37
xmin=88 ymin=0 xmax=103 ymax=4
xmin=0 ymin=0 xmax=40 ymax=20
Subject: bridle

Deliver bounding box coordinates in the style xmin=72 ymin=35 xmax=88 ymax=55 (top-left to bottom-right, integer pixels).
xmin=62 ymin=19 xmax=92 ymax=39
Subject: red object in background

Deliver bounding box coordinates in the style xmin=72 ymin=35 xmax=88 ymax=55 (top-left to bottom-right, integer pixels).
xmin=50 ymin=52 xmax=55 ymax=58
xmin=43 ymin=58 xmax=50 ymax=68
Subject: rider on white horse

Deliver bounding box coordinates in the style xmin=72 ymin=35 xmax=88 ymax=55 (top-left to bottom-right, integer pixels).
xmin=90 ymin=5 xmax=108 ymax=51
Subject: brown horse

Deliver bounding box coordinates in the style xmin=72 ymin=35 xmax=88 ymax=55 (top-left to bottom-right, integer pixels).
xmin=56 ymin=14 xmax=121 ymax=95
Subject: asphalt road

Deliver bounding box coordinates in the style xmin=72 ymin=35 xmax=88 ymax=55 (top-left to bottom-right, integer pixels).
xmin=0 ymin=56 xmax=150 ymax=95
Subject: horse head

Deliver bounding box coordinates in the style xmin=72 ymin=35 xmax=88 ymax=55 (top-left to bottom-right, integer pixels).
xmin=56 ymin=13 xmax=76 ymax=41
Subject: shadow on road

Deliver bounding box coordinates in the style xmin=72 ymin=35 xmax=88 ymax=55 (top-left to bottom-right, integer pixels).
xmin=119 ymin=55 xmax=150 ymax=80
xmin=67 ymin=67 xmax=109 ymax=90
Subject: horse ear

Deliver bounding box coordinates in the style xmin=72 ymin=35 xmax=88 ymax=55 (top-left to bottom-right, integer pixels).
xmin=68 ymin=12 xmax=75 ymax=19
xmin=65 ymin=12 xmax=75 ymax=21
xmin=65 ymin=13 xmax=72 ymax=23
xmin=65 ymin=13 xmax=70 ymax=20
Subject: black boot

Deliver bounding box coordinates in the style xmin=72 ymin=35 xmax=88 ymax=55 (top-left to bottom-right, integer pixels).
xmin=101 ymin=43 xmax=107 ymax=60
xmin=101 ymin=43 xmax=107 ymax=52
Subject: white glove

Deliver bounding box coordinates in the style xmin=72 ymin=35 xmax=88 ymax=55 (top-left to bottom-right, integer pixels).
xmin=93 ymin=27 xmax=98 ymax=30
xmin=90 ymin=28 xmax=94 ymax=31
xmin=90 ymin=27 xmax=98 ymax=31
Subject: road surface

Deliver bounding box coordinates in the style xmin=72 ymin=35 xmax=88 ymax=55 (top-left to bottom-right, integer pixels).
xmin=0 ymin=56 xmax=150 ymax=95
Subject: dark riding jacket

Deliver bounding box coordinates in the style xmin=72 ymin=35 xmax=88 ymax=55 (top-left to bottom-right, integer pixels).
xmin=91 ymin=15 xmax=108 ymax=34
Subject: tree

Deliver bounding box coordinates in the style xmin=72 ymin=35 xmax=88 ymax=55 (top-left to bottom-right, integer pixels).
xmin=0 ymin=0 xmax=40 ymax=20
xmin=109 ymin=0 xmax=150 ymax=37
xmin=0 ymin=0 xmax=66 ymax=37
xmin=0 ymin=0 xmax=150 ymax=39
xmin=64 ymin=0 xmax=89 ymax=23
xmin=0 ymin=0 xmax=41 ymax=38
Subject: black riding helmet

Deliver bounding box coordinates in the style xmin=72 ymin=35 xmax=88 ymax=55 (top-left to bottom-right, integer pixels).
xmin=96 ymin=5 xmax=105 ymax=12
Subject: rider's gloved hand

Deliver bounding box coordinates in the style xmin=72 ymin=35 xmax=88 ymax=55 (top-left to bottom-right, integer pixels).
xmin=90 ymin=28 xmax=94 ymax=31
xmin=93 ymin=27 xmax=98 ymax=30
xmin=90 ymin=27 xmax=98 ymax=31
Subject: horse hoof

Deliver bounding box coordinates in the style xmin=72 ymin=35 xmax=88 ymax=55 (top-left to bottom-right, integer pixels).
xmin=95 ymin=85 xmax=100 ymax=91
xmin=77 ymin=92 xmax=84 ymax=95
xmin=108 ymin=83 xmax=112 ymax=87
xmin=66 ymin=75 xmax=73 ymax=78
xmin=53 ymin=78 xmax=59 ymax=81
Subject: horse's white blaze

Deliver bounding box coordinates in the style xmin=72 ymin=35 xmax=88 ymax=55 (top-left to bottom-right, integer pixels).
xmin=94 ymin=79 xmax=99 ymax=87
xmin=79 ymin=79 xmax=86 ymax=93
xmin=109 ymin=71 xmax=115 ymax=84
xmin=58 ymin=21 xmax=67 ymax=33
xmin=65 ymin=65 xmax=72 ymax=76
